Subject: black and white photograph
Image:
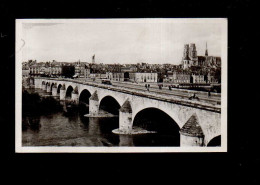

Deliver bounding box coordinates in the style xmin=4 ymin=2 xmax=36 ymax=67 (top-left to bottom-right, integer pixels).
xmin=16 ymin=18 xmax=227 ymax=152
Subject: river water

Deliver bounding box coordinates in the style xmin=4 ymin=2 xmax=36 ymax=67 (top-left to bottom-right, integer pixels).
xmin=22 ymin=88 xmax=180 ymax=147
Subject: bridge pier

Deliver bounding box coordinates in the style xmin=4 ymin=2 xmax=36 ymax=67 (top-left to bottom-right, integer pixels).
xmin=71 ymin=87 xmax=79 ymax=104
xmin=60 ymin=84 xmax=66 ymax=100
xmin=71 ymin=93 xmax=79 ymax=104
xmin=89 ymin=91 xmax=99 ymax=115
xmin=46 ymin=84 xmax=51 ymax=93
xmin=29 ymin=78 xmax=34 ymax=85
xmin=42 ymin=83 xmax=46 ymax=91
xmin=179 ymin=114 xmax=205 ymax=147
xmin=52 ymin=85 xmax=57 ymax=96
xmin=119 ymin=100 xmax=133 ymax=134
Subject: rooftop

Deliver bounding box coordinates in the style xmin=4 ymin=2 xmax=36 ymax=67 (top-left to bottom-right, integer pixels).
xmin=119 ymin=100 xmax=132 ymax=113
xmin=179 ymin=114 xmax=204 ymax=137
xmin=89 ymin=91 xmax=99 ymax=101
xmin=183 ymin=55 xmax=191 ymax=60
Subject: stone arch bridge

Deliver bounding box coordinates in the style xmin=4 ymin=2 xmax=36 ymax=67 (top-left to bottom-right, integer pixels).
xmin=34 ymin=77 xmax=221 ymax=147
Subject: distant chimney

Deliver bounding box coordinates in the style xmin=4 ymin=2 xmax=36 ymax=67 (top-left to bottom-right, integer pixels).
xmin=92 ymin=55 xmax=95 ymax=63
xmin=205 ymin=42 xmax=208 ymax=56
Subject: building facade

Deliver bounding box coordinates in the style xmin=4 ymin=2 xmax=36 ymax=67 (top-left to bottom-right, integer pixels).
xmin=29 ymin=64 xmax=47 ymax=76
xmin=22 ymin=69 xmax=30 ymax=77
xmin=163 ymin=71 xmax=216 ymax=84
xmin=112 ymin=72 xmax=124 ymax=81
xmin=106 ymin=72 xmax=158 ymax=83
xmin=164 ymin=72 xmax=190 ymax=84
xmin=131 ymin=72 xmax=158 ymax=83
xmin=191 ymin=74 xmax=206 ymax=84
xmin=46 ymin=66 xmax=62 ymax=76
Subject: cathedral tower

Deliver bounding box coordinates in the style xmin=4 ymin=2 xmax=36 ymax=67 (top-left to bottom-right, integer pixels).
xmin=189 ymin=43 xmax=198 ymax=65
xmin=183 ymin=44 xmax=190 ymax=59
xmin=183 ymin=44 xmax=191 ymax=69
xmin=189 ymin=43 xmax=197 ymax=59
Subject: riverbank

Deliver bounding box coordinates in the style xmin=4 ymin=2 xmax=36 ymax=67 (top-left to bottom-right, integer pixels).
xmin=22 ymin=88 xmax=63 ymax=130
xmin=23 ymin=88 xmax=62 ymax=114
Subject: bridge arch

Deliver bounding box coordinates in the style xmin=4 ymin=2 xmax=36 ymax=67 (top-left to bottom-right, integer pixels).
xmin=207 ymin=135 xmax=221 ymax=147
xmin=50 ymin=82 xmax=56 ymax=92
xmin=132 ymin=101 xmax=184 ymax=129
xmin=99 ymin=95 xmax=121 ymax=115
xmin=57 ymin=84 xmax=62 ymax=94
xmin=79 ymin=89 xmax=92 ymax=105
xmin=65 ymin=85 xmax=74 ymax=99
xmin=78 ymin=86 xmax=95 ymax=97
xmin=132 ymin=107 xmax=180 ymax=146
xmin=98 ymin=91 xmax=125 ymax=107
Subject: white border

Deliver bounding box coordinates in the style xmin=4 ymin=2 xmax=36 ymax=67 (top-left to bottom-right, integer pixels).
xmin=15 ymin=18 xmax=227 ymax=153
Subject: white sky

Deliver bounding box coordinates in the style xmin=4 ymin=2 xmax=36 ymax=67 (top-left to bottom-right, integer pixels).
xmin=19 ymin=19 xmax=225 ymax=64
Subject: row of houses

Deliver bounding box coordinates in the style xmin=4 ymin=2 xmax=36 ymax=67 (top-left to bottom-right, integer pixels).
xmin=29 ymin=66 xmax=63 ymax=76
xmin=23 ymin=59 xmax=219 ymax=84
xmin=106 ymin=72 xmax=158 ymax=83
xmin=164 ymin=71 xmax=218 ymax=84
xmin=24 ymin=64 xmax=217 ymax=84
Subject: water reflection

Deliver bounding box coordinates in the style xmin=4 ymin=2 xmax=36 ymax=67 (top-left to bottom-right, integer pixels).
xmin=22 ymin=106 xmax=180 ymax=147
xmin=119 ymin=135 xmax=134 ymax=146
xmin=88 ymin=117 xmax=101 ymax=135
xmin=22 ymin=116 xmax=41 ymax=132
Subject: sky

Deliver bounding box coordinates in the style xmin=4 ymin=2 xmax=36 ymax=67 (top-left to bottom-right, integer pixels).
xmin=19 ymin=19 xmax=225 ymax=65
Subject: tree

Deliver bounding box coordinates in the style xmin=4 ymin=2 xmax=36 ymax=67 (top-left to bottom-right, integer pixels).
xmin=214 ymin=67 xmax=221 ymax=83
xmin=62 ymin=66 xmax=75 ymax=78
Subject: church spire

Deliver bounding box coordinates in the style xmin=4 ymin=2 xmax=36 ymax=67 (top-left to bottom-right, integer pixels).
xmin=205 ymin=42 xmax=208 ymax=56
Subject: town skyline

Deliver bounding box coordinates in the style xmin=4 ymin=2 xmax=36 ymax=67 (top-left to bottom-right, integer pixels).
xmin=19 ymin=19 xmax=224 ymax=64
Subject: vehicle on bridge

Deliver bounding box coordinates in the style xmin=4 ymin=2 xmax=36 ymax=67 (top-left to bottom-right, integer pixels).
xmin=178 ymin=83 xmax=211 ymax=88
xmin=72 ymin=74 xmax=79 ymax=79
xmin=163 ymin=83 xmax=215 ymax=92
xmin=101 ymin=79 xmax=112 ymax=85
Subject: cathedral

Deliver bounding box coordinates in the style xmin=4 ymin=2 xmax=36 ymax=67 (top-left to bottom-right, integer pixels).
xmin=182 ymin=43 xmax=221 ymax=69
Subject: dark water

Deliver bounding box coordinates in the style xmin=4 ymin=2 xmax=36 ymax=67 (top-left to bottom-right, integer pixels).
xmin=22 ymin=89 xmax=180 ymax=147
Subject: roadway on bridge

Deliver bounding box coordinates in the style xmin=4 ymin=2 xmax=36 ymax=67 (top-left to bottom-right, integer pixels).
xmin=111 ymin=81 xmax=220 ymax=103
xmin=79 ymin=78 xmax=221 ymax=104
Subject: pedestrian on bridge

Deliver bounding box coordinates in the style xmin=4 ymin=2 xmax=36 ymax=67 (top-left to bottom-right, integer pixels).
xmin=208 ymin=89 xmax=211 ymax=97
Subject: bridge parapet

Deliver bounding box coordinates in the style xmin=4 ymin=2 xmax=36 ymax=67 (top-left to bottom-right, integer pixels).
xmin=35 ymin=77 xmax=221 ymax=113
